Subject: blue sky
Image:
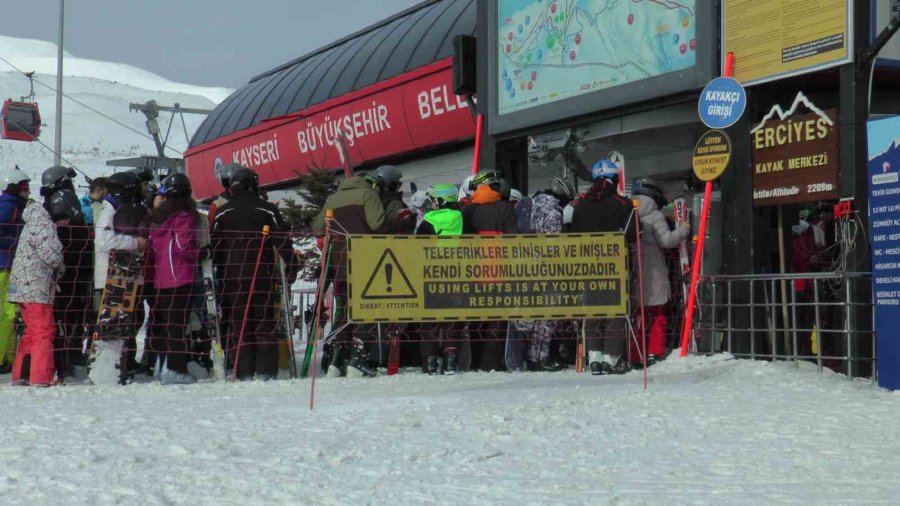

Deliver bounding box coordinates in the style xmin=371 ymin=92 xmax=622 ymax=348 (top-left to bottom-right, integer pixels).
xmin=1 ymin=0 xmax=421 ymax=88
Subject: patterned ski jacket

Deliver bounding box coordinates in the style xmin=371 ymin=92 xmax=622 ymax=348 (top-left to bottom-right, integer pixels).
xmin=7 ymin=202 xmax=64 ymax=304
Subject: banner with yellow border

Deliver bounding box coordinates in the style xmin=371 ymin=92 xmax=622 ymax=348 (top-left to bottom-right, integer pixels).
xmin=347 ymin=234 xmax=628 ymax=322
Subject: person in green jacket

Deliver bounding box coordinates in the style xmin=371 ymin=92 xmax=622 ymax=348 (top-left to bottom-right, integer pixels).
xmin=416 ymin=183 xmax=465 ymax=374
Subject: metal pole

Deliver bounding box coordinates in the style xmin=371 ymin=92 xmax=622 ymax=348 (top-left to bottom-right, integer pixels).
xmin=726 ymin=281 xmax=733 ymax=354
xmin=813 ymin=278 xmax=823 ymax=372
xmin=845 ymin=277 xmax=853 ymax=380
xmin=749 ymin=280 xmax=755 ymax=360
xmin=54 ymin=0 xmax=64 ymax=167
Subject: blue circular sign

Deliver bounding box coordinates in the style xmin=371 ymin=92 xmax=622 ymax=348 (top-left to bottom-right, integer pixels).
xmin=698 ymin=77 xmax=746 ymax=129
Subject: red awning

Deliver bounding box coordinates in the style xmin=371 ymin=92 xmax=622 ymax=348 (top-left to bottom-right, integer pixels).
xmin=185 ymin=58 xmax=475 ymax=200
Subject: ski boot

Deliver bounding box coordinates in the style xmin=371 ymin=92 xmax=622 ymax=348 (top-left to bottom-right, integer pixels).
xmin=346 ymin=339 xmax=377 ymax=378
xmin=599 ymin=355 xmax=630 ymax=375
xmin=588 ymin=351 xmax=605 ymax=376
xmin=160 ymin=368 xmax=198 ymax=385
xmin=426 ymin=356 xmax=441 ymax=375
xmin=326 ymin=343 xmax=348 ymax=378
xmin=443 ymin=347 xmax=460 ymax=375
xmin=525 ymin=358 xmax=567 ymax=372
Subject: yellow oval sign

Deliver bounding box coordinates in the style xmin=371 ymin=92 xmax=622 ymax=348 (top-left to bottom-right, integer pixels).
xmin=692 ymin=130 xmax=732 ymax=181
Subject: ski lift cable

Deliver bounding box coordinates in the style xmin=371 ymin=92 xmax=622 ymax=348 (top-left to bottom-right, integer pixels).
xmin=5 ymin=113 xmax=90 ymax=178
xmin=0 ymin=54 xmax=184 ymax=156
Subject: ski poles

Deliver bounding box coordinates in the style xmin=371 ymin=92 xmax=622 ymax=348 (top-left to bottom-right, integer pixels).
xmin=231 ymin=225 xmax=270 ymax=383
xmin=276 ymin=251 xmax=299 ymax=379
xmin=309 ymin=210 xmax=333 ymax=410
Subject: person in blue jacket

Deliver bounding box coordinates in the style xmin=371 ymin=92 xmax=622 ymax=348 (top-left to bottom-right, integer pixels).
xmin=79 ymin=177 xmax=106 ymax=226
xmin=0 ymin=165 xmax=32 ymax=373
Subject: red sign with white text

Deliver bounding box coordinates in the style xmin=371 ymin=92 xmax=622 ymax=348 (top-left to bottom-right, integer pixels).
xmin=185 ymin=59 xmax=475 ymax=200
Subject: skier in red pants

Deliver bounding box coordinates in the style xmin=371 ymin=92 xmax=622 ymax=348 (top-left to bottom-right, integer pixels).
xmin=8 ymin=201 xmax=64 ymax=386
xmin=630 ymin=178 xmax=690 ymax=366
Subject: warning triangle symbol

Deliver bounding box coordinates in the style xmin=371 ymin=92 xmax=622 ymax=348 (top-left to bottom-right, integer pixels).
xmin=361 ymin=248 xmax=417 ymax=300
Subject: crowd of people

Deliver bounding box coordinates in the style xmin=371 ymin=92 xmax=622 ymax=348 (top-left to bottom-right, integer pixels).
xmin=0 ymin=155 xmax=691 ymax=387
xmin=2 ymin=162 xmax=296 ymax=386
xmin=311 ymin=159 xmax=689 ymax=378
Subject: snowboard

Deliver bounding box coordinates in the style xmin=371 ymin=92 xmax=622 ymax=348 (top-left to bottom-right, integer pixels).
xmin=201 ymin=257 xmax=226 ymax=381
xmin=86 ymin=250 xmax=144 ymax=385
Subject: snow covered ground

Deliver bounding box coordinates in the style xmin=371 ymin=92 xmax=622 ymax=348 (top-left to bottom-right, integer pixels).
xmin=1 ymin=354 xmax=899 ymax=504
xmin=0 ymin=35 xmax=231 ymax=183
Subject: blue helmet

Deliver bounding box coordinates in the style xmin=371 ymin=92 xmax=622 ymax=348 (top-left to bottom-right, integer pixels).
xmin=591 ymin=159 xmax=619 ymax=181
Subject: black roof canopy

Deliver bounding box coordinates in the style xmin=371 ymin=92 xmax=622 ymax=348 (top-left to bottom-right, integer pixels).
xmin=190 ymin=0 xmax=475 ymax=148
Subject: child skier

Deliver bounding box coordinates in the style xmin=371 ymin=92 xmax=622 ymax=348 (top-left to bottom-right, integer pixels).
xmin=416 ymin=183 xmax=465 ymax=374
xmin=8 ymin=201 xmax=64 ymax=386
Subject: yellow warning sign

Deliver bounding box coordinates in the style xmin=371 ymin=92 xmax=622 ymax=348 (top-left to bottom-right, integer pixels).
xmin=348 ymin=234 xmax=628 ymax=322
xmin=692 ymin=130 xmax=731 ymax=181
xmin=361 ymin=249 xmax=417 ymax=299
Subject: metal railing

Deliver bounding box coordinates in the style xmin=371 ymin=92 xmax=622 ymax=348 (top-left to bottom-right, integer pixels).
xmin=692 ymin=272 xmax=874 ymax=381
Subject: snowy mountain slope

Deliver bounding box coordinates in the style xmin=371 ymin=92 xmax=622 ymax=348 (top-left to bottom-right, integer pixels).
xmin=0 ymin=35 xmax=232 ymax=185
xmin=1 ymin=355 xmax=899 ymax=504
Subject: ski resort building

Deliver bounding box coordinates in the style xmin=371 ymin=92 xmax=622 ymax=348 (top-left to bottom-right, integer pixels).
xmin=185 ymin=0 xmax=478 ymax=201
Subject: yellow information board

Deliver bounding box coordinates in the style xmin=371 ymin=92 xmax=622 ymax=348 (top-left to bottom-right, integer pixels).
xmin=692 ymin=130 xmax=732 ymax=181
xmin=348 ymin=234 xmax=628 ymax=322
xmin=722 ymin=0 xmax=852 ymax=85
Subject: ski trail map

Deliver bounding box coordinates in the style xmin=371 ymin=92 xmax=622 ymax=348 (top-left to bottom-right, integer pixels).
xmin=498 ymin=0 xmax=697 ymax=115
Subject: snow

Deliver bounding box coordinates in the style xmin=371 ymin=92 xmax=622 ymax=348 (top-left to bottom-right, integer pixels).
xmin=0 ymin=35 xmax=232 ymax=184
xmin=2 ymin=354 xmax=900 ymax=504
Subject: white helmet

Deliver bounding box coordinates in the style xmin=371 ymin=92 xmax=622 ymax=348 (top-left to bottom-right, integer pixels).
xmin=458 ymin=175 xmax=475 ymax=200
xmin=0 ymin=165 xmax=31 ymax=189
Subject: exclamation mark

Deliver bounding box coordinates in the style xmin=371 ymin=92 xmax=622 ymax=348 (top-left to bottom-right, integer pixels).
xmin=385 ymin=263 xmax=393 ymax=293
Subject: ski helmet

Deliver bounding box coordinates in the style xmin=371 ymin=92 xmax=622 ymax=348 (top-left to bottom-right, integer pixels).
xmin=48 ymin=188 xmax=84 ymax=222
xmin=106 ymin=171 xmax=141 ymax=200
xmin=128 ymin=166 xmax=154 ymax=183
xmin=632 ymin=177 xmax=667 ymax=209
xmin=426 ymin=183 xmax=459 ymax=207
xmin=216 ymin=162 xmax=242 ymax=189
xmin=410 ymin=190 xmax=431 ymax=210
xmin=373 ymin=165 xmax=403 ymax=191
xmin=470 ymin=170 xmax=502 ymax=191
xmin=160 ymin=173 xmax=192 ymax=198
xmin=40 ymin=165 xmax=76 ymax=194
xmin=458 ymin=175 xmax=475 ymax=200
xmin=229 ymin=167 xmax=260 ymax=194
xmin=591 ymin=159 xmax=620 ymax=182
xmin=550 ymin=177 xmax=575 ymax=201
xmin=0 ymin=165 xmax=31 ymax=188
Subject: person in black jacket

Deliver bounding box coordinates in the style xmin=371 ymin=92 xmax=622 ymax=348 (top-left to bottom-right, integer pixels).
xmin=462 ymin=171 xmax=517 ymax=235
xmin=42 ymin=178 xmax=93 ymax=381
xmin=570 ymin=159 xmax=635 ymax=375
xmin=461 ymin=171 xmax=517 ymax=371
xmin=211 ymin=168 xmax=295 ymax=381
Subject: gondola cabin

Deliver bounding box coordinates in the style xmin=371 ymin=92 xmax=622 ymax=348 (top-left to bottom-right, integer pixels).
xmin=1 ymin=100 xmax=41 ymax=142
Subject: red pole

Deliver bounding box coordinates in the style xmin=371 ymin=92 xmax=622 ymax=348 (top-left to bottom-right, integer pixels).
xmin=632 ymin=200 xmax=648 ymax=389
xmin=231 ymin=225 xmax=271 ymax=382
xmin=679 ymin=52 xmax=734 ymax=357
xmin=309 ymin=210 xmax=333 ymax=410
xmin=472 ymin=113 xmax=483 ymax=176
